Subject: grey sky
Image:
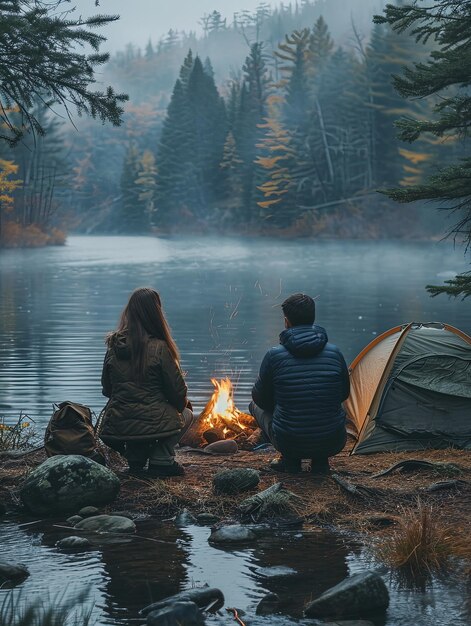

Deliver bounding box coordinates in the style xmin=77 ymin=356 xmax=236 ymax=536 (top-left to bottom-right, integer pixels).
xmin=73 ymin=0 xmax=269 ymax=52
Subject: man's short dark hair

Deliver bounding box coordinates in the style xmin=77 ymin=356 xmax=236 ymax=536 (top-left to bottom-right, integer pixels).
xmin=282 ymin=293 xmax=315 ymax=326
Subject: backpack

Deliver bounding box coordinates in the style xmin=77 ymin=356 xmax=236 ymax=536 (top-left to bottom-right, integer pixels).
xmin=44 ymin=401 xmax=105 ymax=464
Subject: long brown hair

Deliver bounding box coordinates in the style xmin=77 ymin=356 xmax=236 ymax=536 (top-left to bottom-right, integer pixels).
xmin=106 ymin=287 xmax=180 ymax=382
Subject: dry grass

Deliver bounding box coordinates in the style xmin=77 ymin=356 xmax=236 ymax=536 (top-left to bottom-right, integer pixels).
xmin=0 ymin=414 xmax=37 ymax=452
xmin=375 ymin=500 xmax=457 ymax=577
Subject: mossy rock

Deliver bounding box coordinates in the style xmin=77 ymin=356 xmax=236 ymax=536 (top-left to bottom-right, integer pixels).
xmin=19 ymin=455 xmax=120 ymax=515
xmin=213 ymin=468 xmax=260 ymax=495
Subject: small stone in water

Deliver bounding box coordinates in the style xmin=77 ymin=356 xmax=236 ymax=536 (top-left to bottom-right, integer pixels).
xmin=195 ymin=513 xmax=220 ymax=525
xmin=256 ymin=566 xmax=297 ymax=578
xmin=78 ymin=506 xmax=100 ymax=517
xmin=175 ymin=509 xmax=196 ymax=526
xmin=66 ymin=515 xmax=83 ymax=526
xmin=56 ymin=536 xmax=91 ymax=550
xmin=146 ymin=601 xmax=204 ymax=626
xmin=256 ymin=592 xmax=281 ymax=616
xmin=304 ymin=571 xmax=389 ymax=618
xmin=75 ymin=514 xmax=136 ymax=534
xmin=209 ymin=524 xmax=257 ymax=544
xmin=0 ymin=561 xmax=29 ymax=584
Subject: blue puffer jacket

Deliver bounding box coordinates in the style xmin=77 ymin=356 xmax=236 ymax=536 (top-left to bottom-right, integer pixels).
xmin=252 ymin=325 xmax=350 ymax=441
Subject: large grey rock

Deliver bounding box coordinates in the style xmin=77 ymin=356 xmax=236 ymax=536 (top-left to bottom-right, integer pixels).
xmin=304 ymin=571 xmax=389 ymax=619
xmin=19 ymin=455 xmax=120 ymax=515
xmin=209 ymin=524 xmax=257 ymax=544
xmin=213 ymin=468 xmax=260 ymax=495
xmin=66 ymin=515 xmax=83 ymax=526
xmin=146 ymin=601 xmax=205 ymax=625
xmin=75 ymin=514 xmax=136 ymax=534
xmin=56 ymin=536 xmax=91 ymax=550
xmin=141 ymin=588 xmax=224 ymax=616
xmin=0 ymin=561 xmax=29 ymax=584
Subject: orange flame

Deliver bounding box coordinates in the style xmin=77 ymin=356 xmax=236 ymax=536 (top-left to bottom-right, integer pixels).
xmin=201 ymin=377 xmax=253 ymax=437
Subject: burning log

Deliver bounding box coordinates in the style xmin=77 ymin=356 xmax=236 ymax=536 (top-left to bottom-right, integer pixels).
xmin=203 ymin=428 xmax=225 ymax=444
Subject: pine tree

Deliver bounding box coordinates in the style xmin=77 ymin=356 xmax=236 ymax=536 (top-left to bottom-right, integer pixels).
xmin=366 ymin=22 xmax=427 ymax=187
xmin=187 ymin=56 xmax=227 ymax=213
xmin=155 ymin=78 xmax=196 ymax=227
xmin=120 ymin=144 xmax=140 ymax=232
xmin=155 ymin=55 xmax=226 ymax=226
xmin=179 ymin=50 xmax=194 ymax=88
xmin=307 ymin=16 xmax=334 ymax=86
xmin=0 ymin=0 xmax=128 ymax=145
xmin=145 ymin=39 xmax=154 ymax=59
xmin=375 ymin=0 xmax=471 ymax=297
xmin=135 ymin=150 xmax=157 ymax=226
xmin=234 ymin=43 xmax=270 ymax=222
xmin=219 ymin=131 xmax=244 ymax=217
xmin=256 ymin=95 xmax=296 ymax=226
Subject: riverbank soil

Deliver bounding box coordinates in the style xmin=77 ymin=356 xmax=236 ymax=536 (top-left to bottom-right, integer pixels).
xmin=1 ymin=441 xmax=470 ymax=551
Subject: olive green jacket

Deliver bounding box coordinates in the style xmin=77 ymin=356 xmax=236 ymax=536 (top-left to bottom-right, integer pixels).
xmin=100 ymin=335 xmax=187 ymax=441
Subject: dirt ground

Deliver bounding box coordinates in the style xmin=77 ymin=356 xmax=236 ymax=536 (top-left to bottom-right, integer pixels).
xmin=1 ymin=440 xmax=470 ymax=549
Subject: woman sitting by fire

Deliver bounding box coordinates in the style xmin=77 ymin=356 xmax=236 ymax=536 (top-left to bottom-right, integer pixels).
xmin=100 ymin=287 xmax=193 ymax=477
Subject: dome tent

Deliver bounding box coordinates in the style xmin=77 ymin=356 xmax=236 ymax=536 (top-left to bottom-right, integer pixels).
xmin=346 ymin=322 xmax=471 ymax=455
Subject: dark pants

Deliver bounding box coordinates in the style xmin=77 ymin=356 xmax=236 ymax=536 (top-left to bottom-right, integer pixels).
xmin=107 ymin=408 xmax=194 ymax=469
xmin=249 ymin=401 xmax=346 ymax=464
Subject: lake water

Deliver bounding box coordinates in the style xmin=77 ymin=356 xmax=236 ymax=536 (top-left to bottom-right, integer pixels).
xmin=1 ymin=518 xmax=470 ymax=625
xmin=1 ymin=236 xmax=470 ymax=626
xmin=0 ymin=235 xmax=469 ymax=429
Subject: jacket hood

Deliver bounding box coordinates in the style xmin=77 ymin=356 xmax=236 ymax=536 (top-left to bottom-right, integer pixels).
xmin=109 ymin=333 xmax=131 ymax=360
xmin=280 ymin=324 xmax=328 ymax=357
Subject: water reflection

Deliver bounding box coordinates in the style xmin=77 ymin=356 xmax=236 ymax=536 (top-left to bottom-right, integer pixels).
xmin=2 ymin=517 xmax=469 ymax=626
xmin=0 ymin=236 xmax=469 ymax=431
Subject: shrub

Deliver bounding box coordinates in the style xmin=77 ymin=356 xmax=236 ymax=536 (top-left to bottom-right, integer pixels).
xmin=1 ymin=222 xmax=66 ymax=248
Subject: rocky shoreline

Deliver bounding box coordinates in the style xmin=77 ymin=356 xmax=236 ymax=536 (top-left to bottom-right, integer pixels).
xmin=1 ymin=443 xmax=471 ymax=624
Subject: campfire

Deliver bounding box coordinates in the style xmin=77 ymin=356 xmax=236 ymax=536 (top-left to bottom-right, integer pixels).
xmin=201 ymin=378 xmax=256 ymax=441
xmin=183 ymin=378 xmax=259 ymax=448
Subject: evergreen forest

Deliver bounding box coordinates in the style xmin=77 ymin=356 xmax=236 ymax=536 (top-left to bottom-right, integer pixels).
xmin=0 ymin=0 xmax=468 ymax=244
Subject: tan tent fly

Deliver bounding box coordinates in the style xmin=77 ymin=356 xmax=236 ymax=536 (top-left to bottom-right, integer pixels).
xmin=345 ymin=322 xmax=471 ymax=454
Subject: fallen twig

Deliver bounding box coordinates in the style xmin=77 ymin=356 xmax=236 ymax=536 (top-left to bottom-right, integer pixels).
xmin=371 ymin=459 xmax=463 ymax=478
xmin=226 ymin=607 xmax=246 ymax=626
xmin=331 ymin=473 xmax=381 ymax=501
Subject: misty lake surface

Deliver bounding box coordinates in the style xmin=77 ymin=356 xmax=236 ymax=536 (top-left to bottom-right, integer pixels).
xmin=1 ymin=235 xmax=470 ymax=625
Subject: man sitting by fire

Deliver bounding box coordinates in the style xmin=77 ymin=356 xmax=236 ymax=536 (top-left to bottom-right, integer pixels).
xmin=249 ymin=293 xmax=350 ymax=474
